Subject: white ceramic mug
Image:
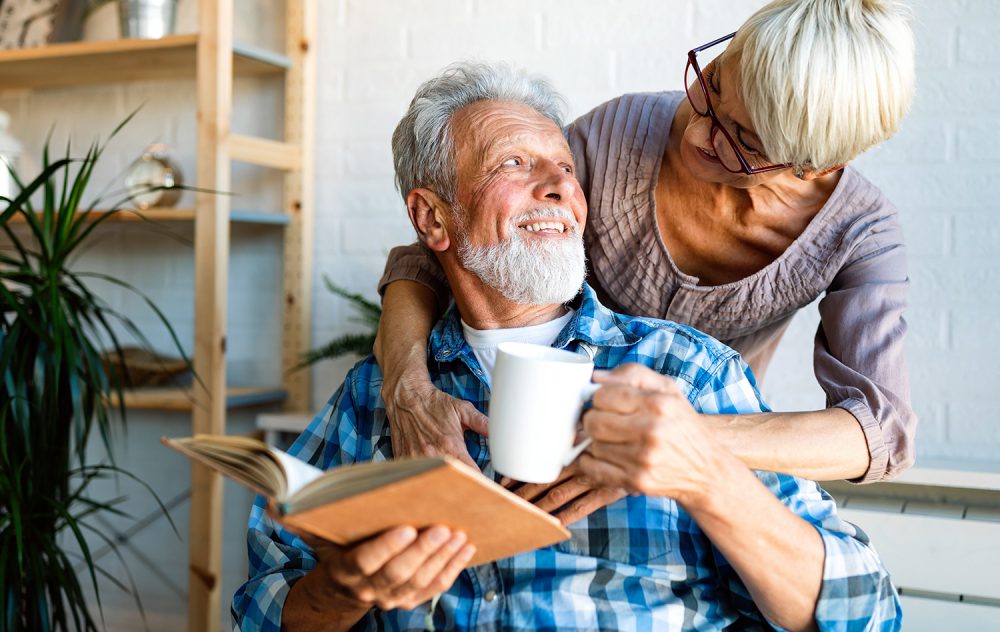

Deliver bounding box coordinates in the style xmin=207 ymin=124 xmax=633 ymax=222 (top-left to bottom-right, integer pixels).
xmin=488 ymin=342 xmax=599 ymax=483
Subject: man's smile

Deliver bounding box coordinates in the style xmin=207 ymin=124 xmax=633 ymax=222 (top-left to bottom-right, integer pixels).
xmin=518 ymin=220 xmax=568 ymax=234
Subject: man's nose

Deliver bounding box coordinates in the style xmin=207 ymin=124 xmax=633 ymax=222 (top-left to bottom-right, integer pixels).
xmin=533 ymin=160 xmax=577 ymax=202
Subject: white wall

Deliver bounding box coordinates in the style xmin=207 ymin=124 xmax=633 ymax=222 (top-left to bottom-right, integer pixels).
xmin=313 ymin=0 xmax=1000 ymax=469
xmin=3 ymin=0 xmax=999 ymax=629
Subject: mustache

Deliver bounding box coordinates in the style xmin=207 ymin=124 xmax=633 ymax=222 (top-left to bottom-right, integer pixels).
xmin=509 ymin=207 xmax=580 ymax=233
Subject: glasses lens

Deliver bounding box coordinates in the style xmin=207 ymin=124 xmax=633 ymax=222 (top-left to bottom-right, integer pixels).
xmin=684 ymin=60 xmax=709 ymax=116
xmin=711 ymin=126 xmax=745 ymax=173
xmin=711 ymin=126 xmax=777 ymax=174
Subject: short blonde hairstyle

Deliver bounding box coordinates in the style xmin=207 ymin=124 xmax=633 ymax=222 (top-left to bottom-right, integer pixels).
xmin=730 ymin=0 xmax=915 ymax=171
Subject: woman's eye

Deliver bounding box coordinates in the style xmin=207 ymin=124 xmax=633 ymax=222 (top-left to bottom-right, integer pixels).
xmin=706 ymin=66 xmax=720 ymax=94
xmin=737 ymin=131 xmax=760 ymax=155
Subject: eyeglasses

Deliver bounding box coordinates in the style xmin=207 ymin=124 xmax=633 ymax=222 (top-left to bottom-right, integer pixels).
xmin=684 ymin=33 xmax=791 ymax=176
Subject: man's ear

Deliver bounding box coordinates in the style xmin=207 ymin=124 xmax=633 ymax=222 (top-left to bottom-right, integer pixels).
xmin=798 ymin=164 xmax=846 ymax=181
xmin=406 ymin=188 xmax=452 ymax=252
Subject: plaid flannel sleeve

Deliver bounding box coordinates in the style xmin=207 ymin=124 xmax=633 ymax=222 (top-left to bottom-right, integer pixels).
xmin=231 ymin=381 xmax=362 ymax=632
xmin=695 ymin=357 xmax=903 ymax=631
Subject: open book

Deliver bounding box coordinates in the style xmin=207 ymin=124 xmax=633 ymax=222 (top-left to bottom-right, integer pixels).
xmin=162 ymin=434 xmax=570 ymax=566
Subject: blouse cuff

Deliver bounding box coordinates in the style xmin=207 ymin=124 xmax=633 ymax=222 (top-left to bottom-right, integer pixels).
xmin=834 ymin=398 xmax=889 ymax=484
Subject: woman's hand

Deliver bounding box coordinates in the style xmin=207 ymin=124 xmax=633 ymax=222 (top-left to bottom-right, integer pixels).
xmin=578 ymin=364 xmax=725 ymax=507
xmin=383 ymin=369 xmax=490 ymax=470
xmin=375 ymin=280 xmax=488 ymax=469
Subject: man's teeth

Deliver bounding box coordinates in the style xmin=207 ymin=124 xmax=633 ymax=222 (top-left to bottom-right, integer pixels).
xmin=522 ymin=221 xmax=565 ymax=233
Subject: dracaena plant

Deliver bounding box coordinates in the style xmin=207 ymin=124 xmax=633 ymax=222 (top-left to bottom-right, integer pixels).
xmin=293 ymin=276 xmax=380 ymax=371
xmin=0 ymin=117 xmax=189 ymax=631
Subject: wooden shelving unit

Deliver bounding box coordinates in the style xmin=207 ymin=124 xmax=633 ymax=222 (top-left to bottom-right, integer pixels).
xmin=0 ymin=2 xmax=316 ymax=630
xmin=112 ymin=385 xmax=288 ymax=412
xmin=0 ymin=34 xmax=289 ymax=89
xmin=11 ymin=208 xmax=291 ymax=225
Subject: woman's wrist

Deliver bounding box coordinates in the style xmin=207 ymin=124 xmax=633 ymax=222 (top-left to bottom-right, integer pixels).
xmin=382 ymin=345 xmax=434 ymax=412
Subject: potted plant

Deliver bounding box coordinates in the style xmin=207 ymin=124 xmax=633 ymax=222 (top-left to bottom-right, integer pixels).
xmin=0 ymin=119 xmax=188 ymax=630
xmin=294 ymin=276 xmax=380 ymax=370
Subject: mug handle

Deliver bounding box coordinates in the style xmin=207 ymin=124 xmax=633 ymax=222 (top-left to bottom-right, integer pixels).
xmin=562 ymin=382 xmax=601 ymax=466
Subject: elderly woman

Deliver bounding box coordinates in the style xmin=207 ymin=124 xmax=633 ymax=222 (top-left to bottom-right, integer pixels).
xmin=373 ymin=0 xmax=917 ymax=508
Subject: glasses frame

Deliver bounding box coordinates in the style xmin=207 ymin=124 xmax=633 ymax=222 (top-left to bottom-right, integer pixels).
xmin=685 ymin=32 xmax=791 ymax=176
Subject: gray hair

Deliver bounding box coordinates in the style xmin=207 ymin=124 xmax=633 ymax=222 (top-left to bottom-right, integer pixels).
xmin=391 ymin=61 xmax=566 ymax=204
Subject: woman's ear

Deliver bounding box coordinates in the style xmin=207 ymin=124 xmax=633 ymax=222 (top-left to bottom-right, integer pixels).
xmin=406 ymin=188 xmax=452 ymax=252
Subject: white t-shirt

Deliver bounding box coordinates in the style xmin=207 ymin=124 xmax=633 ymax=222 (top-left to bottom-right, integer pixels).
xmin=461 ymin=309 xmax=576 ymax=386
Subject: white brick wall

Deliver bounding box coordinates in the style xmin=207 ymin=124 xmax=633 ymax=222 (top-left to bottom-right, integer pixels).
xmin=3 ymin=1 xmax=999 ymax=626
xmin=314 ymin=0 xmax=1000 ymax=469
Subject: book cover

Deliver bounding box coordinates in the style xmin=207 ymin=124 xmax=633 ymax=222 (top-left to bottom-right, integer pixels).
xmin=162 ymin=435 xmax=570 ymax=566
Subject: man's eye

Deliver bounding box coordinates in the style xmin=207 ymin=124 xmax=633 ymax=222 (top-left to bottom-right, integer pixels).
xmin=562 ymin=164 xmax=574 ymax=174
xmin=501 ymin=158 xmax=522 ymax=167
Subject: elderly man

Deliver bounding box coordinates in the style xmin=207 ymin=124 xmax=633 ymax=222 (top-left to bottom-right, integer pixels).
xmin=232 ymin=63 xmax=901 ymax=632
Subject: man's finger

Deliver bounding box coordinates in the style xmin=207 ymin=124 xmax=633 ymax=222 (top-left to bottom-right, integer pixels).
xmin=403 ymin=530 xmax=468 ymax=593
xmin=510 ymin=467 xmax=574 ymax=501
xmin=348 ymin=526 xmax=418 ymax=577
xmin=582 ymin=408 xmax=646 ymax=443
xmin=593 ymin=363 xmax=672 ymax=391
xmin=576 ymin=453 xmax=630 ymax=489
xmin=590 ymin=383 xmax=647 ymax=415
xmin=421 ymin=543 xmax=476 ymax=597
xmin=529 ymin=476 xmax=591 ymax=514
xmin=369 ymin=526 xmax=453 ymax=591
xmin=553 ymin=487 xmax=628 ymax=526
xmin=587 ymin=440 xmax=644 ymax=471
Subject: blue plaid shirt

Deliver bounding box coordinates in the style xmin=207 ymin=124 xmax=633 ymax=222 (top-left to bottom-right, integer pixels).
xmin=233 ymin=284 xmax=902 ymax=631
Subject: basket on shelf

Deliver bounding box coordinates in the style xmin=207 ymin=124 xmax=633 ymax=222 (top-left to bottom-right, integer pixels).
xmin=100 ymin=346 xmax=190 ymax=388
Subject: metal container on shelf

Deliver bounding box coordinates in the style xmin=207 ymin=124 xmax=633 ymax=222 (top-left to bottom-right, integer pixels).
xmin=0 ymin=111 xmax=23 ymax=202
xmin=118 ymin=0 xmax=178 ymax=40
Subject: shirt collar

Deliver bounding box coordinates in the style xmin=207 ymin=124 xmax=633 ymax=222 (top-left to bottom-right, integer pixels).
xmin=429 ymin=283 xmax=640 ymax=363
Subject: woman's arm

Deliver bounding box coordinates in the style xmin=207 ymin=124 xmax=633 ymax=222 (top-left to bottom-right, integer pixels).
xmin=699 ymin=407 xmax=868 ymax=481
xmin=580 ymin=366 xmax=824 ymax=631
xmin=375 ymin=273 xmax=488 ymax=469
xmin=693 ymin=211 xmax=914 ymax=483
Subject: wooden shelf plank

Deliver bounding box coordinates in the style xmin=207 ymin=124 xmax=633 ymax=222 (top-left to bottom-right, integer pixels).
xmin=231 ymin=134 xmax=302 ymax=171
xmin=112 ymin=385 xmax=287 ymax=411
xmin=0 ymin=35 xmax=289 ymax=91
xmin=7 ymin=208 xmax=290 ymax=225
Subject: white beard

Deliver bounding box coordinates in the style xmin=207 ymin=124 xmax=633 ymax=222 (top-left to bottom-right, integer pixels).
xmin=456 ymin=207 xmax=586 ymax=305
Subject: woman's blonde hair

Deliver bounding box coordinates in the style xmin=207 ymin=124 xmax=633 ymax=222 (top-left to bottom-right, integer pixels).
xmin=729 ymin=0 xmax=915 ymax=171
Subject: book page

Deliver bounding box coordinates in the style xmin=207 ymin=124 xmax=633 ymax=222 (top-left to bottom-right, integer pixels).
xmin=272 ymin=449 xmax=325 ymax=498
xmin=288 ymin=457 xmax=447 ymax=514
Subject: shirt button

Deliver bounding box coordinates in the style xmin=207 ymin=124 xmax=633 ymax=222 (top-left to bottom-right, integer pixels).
xmin=484 ymin=590 xmax=497 ymax=602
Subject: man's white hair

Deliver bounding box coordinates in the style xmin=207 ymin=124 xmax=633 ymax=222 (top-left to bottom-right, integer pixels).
xmin=730 ymin=0 xmax=915 ymax=171
xmin=391 ymin=61 xmax=566 ymax=203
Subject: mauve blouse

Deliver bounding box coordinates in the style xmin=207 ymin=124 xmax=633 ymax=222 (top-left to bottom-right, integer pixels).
xmin=379 ymin=91 xmax=916 ymax=483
